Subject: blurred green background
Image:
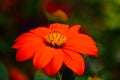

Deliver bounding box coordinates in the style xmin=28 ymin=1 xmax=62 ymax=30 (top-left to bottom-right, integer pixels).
xmin=0 ymin=0 xmax=120 ymax=80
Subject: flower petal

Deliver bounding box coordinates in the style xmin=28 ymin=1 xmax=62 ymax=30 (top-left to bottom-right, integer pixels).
xmin=78 ymin=34 xmax=96 ymax=44
xmin=16 ymin=41 xmax=44 ymax=61
xmin=65 ymin=25 xmax=81 ymax=38
xmin=64 ymin=45 xmax=98 ymax=57
xmin=30 ymin=27 xmax=50 ymax=39
xmin=64 ymin=34 xmax=98 ymax=57
xmin=49 ymin=23 xmax=69 ymax=33
xmin=33 ymin=46 xmax=55 ymax=68
xmin=33 ymin=46 xmax=46 ymax=68
xmin=44 ymin=49 xmax=63 ymax=76
xmin=12 ymin=34 xmax=44 ymax=49
xmin=62 ymin=49 xmax=85 ymax=75
xmin=67 ymin=33 xmax=96 ymax=44
xmin=15 ymin=32 xmax=35 ymax=41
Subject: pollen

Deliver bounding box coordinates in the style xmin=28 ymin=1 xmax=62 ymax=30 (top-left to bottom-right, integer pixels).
xmin=45 ymin=31 xmax=67 ymax=48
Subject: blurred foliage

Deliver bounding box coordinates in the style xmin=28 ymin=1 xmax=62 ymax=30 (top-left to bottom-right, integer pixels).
xmin=0 ymin=0 xmax=120 ymax=80
xmin=34 ymin=71 xmax=55 ymax=80
xmin=0 ymin=62 xmax=9 ymax=80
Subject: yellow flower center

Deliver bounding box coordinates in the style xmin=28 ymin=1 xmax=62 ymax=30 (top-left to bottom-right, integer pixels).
xmin=45 ymin=32 xmax=67 ymax=48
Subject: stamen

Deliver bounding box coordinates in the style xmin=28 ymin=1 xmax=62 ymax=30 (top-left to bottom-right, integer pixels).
xmin=45 ymin=32 xmax=67 ymax=48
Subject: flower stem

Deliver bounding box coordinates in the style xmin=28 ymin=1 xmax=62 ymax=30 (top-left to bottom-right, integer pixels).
xmin=55 ymin=72 xmax=62 ymax=80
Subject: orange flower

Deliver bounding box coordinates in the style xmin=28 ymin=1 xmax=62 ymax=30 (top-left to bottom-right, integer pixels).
xmin=42 ymin=0 xmax=71 ymax=21
xmin=12 ymin=23 xmax=98 ymax=76
xmin=47 ymin=9 xmax=68 ymax=21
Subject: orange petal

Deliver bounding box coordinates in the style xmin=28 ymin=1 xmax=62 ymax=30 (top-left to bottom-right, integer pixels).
xmin=15 ymin=32 xmax=35 ymax=41
xmin=66 ymin=33 xmax=96 ymax=45
xmin=64 ymin=45 xmax=98 ymax=57
xmin=33 ymin=46 xmax=46 ymax=68
xmin=65 ymin=25 xmax=81 ymax=38
xmin=44 ymin=49 xmax=63 ymax=76
xmin=16 ymin=41 xmax=44 ymax=61
xmin=62 ymin=49 xmax=85 ymax=75
xmin=33 ymin=46 xmax=55 ymax=68
xmin=12 ymin=36 xmax=44 ymax=49
xmin=77 ymin=34 xmax=96 ymax=44
xmin=64 ymin=34 xmax=98 ymax=57
xmin=30 ymin=27 xmax=50 ymax=39
xmin=49 ymin=23 xmax=69 ymax=33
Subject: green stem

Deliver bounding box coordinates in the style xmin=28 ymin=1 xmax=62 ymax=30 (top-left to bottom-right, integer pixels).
xmin=55 ymin=72 xmax=62 ymax=80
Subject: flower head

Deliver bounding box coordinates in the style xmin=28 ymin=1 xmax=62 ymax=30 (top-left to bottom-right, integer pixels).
xmin=43 ymin=0 xmax=70 ymax=21
xmin=12 ymin=23 xmax=98 ymax=76
xmin=48 ymin=9 xmax=68 ymax=21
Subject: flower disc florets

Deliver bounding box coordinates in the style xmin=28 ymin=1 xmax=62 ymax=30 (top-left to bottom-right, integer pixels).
xmin=45 ymin=31 xmax=67 ymax=48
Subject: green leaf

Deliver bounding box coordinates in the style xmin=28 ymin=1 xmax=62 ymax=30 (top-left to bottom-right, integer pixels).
xmin=0 ymin=62 xmax=9 ymax=80
xmin=34 ymin=71 xmax=55 ymax=80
